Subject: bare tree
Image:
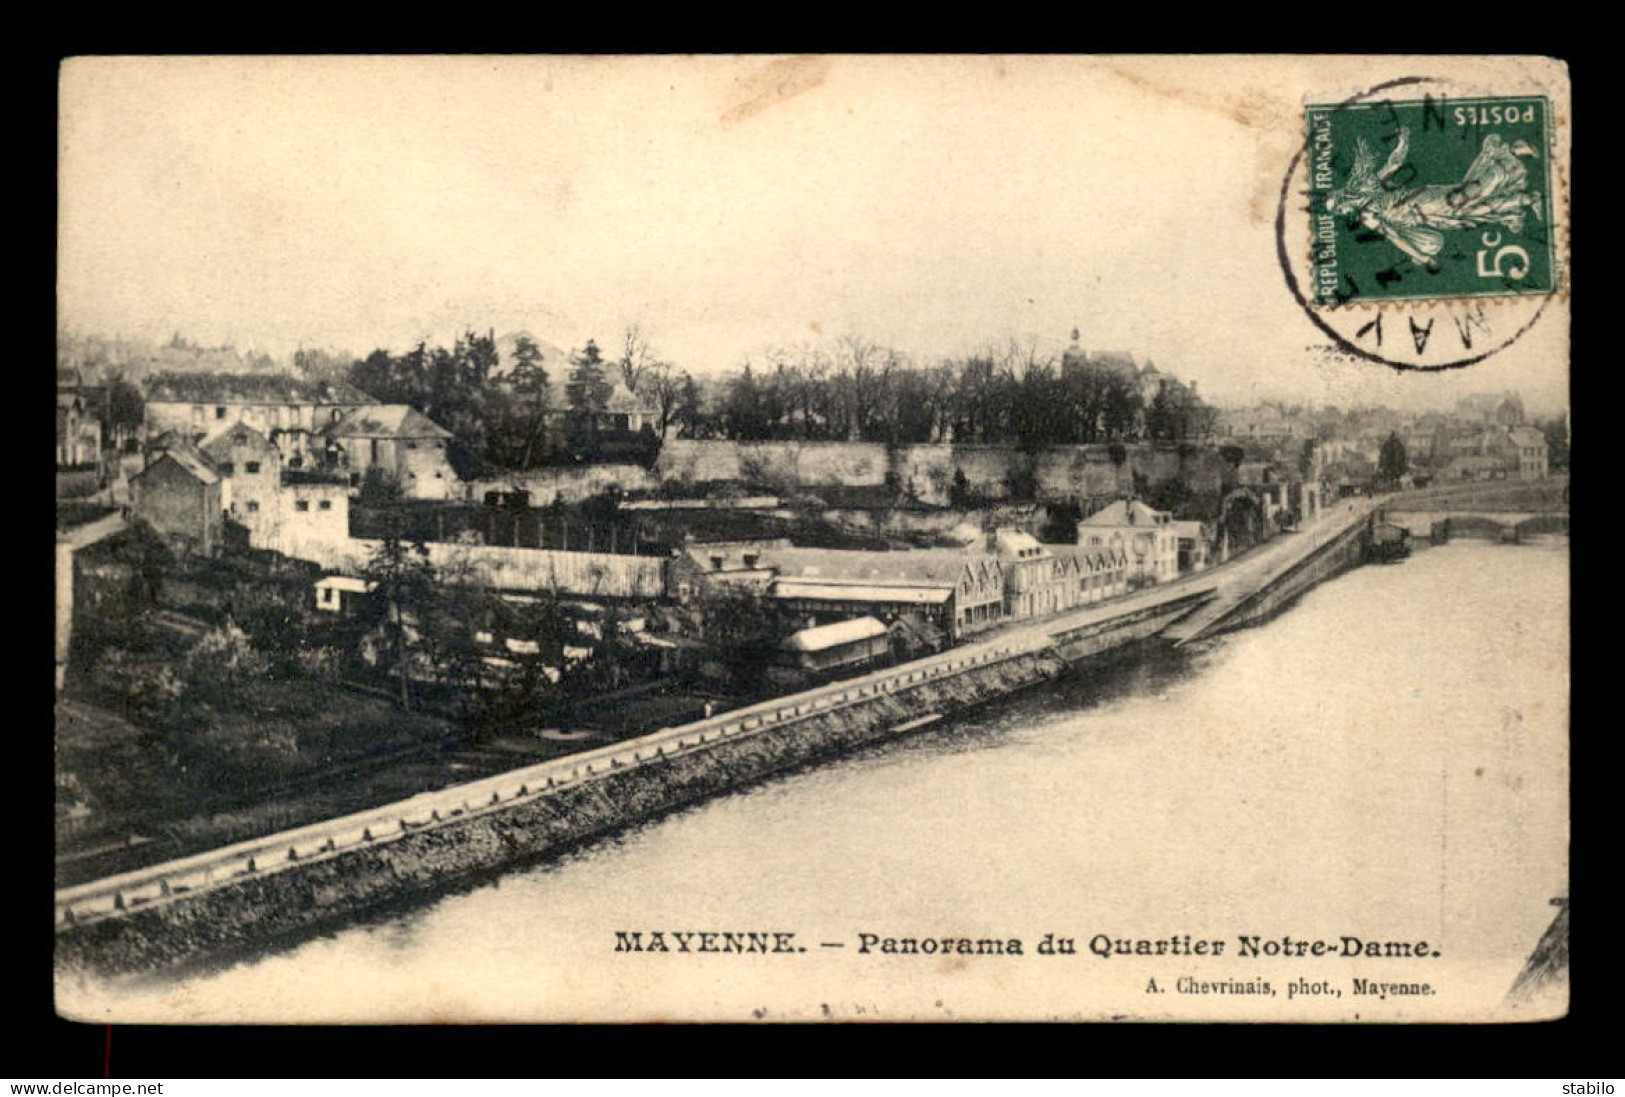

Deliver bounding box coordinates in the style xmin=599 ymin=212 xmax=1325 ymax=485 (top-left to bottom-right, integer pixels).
xmin=618 ymin=324 xmax=653 ymax=393
xmin=642 ymin=360 xmax=686 ymax=439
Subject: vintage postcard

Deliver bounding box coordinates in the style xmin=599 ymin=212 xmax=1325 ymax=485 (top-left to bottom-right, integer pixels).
xmin=54 ymin=54 xmax=1570 ymax=1023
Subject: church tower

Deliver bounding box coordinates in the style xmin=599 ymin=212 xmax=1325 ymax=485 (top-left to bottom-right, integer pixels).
xmin=1061 ymin=326 xmax=1086 ymax=378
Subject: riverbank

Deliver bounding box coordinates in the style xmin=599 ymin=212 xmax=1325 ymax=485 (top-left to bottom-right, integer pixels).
xmin=56 ymin=505 xmax=1380 ymax=978
xmin=58 ymin=644 xmax=1069 ymax=977
xmin=61 ymin=539 xmax=1568 ymax=1023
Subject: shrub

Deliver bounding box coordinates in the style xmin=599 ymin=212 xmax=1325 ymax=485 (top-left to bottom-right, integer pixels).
xmin=183 ymin=623 xmax=271 ymax=685
xmin=92 ymin=649 xmax=184 ymax=720
xmin=293 ymin=646 xmax=345 ymax=683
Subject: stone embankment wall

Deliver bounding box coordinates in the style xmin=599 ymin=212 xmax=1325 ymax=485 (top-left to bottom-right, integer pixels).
xmin=56 ymin=639 xmax=1064 ymax=976
xmin=765 ymin=504 xmax=1048 ymax=539
xmin=296 ymin=538 xmax=668 ymax=600
xmin=1208 ymin=520 xmax=1370 ymax=637
xmin=462 ymin=464 xmax=660 ymax=506
xmin=383 ymin=441 xmax=1230 ymax=520
xmin=656 ymin=441 xmax=889 ymax=489
xmin=656 ymin=440 xmax=1229 ymax=507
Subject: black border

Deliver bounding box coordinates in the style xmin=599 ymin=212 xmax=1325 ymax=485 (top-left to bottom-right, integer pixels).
xmin=28 ymin=39 xmax=1603 ymax=1079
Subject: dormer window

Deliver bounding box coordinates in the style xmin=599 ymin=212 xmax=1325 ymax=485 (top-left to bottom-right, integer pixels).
xmin=743 ymin=554 xmax=759 ymax=568
xmin=710 ymin=556 xmax=725 ymax=570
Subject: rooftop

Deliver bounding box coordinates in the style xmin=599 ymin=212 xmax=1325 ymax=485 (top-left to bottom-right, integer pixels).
xmin=603 ymin=383 xmax=657 ymax=415
xmin=146 ymin=371 xmax=373 ymax=406
xmin=1080 ymin=499 xmax=1171 ymax=527
xmin=315 ymin=575 xmax=377 ymax=594
xmin=990 ymin=528 xmax=1049 ymax=559
xmin=325 ymin=405 xmax=454 ymax=440
xmin=772 ymin=580 xmax=953 ymax=605
xmin=138 ymin=448 xmax=220 ymax=485
xmin=1090 ymin=350 xmax=1138 ymax=374
xmin=764 ymin=546 xmax=997 ymax=587
xmin=780 ymin=616 xmax=888 ymax=653
xmin=1049 ymin=546 xmax=1128 ymax=571
xmin=199 ymin=421 xmax=275 ymax=456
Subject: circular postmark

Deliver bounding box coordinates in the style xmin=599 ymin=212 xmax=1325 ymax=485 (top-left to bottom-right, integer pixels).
xmin=1276 ymin=75 xmax=1564 ymax=372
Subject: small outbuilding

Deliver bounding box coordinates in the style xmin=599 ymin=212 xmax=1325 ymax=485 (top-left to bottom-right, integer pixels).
xmin=313 ymin=574 xmax=378 ymax=615
xmin=778 ymin=616 xmax=890 ymax=673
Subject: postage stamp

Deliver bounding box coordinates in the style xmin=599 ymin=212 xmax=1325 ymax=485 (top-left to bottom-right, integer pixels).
xmin=1305 ymin=96 xmax=1557 ymax=307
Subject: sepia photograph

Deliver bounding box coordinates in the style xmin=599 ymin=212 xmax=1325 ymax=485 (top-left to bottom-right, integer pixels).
xmin=53 ymin=54 xmax=1570 ymax=1024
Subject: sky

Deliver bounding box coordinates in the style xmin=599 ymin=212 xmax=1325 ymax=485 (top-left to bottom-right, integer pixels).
xmin=58 ymin=55 xmax=1569 ymax=415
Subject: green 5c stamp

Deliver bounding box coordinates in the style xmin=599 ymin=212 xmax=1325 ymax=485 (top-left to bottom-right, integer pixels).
xmin=1306 ymin=96 xmax=1557 ymax=306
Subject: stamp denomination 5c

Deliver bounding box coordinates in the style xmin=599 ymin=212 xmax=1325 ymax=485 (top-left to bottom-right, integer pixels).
xmin=1306 ymin=96 xmax=1557 ymax=307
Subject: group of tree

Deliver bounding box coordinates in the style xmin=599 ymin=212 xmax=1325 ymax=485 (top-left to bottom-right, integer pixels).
xmin=345 ymin=331 xmax=505 ymax=477
xmin=689 ymin=583 xmax=796 ymax=691
xmin=703 ymin=336 xmax=1215 ymax=447
xmin=1534 ymin=416 xmax=1570 ymax=470
xmin=324 ymin=326 xmax=697 ymax=475
xmin=292 ymin=326 xmax=1222 ymax=466
xmin=355 ymin=528 xmax=657 ymax=729
xmin=1378 ymin=432 xmax=1409 ymax=486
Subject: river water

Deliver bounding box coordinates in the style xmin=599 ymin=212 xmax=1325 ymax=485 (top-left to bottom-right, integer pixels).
xmin=61 ymin=541 xmax=1569 ymax=1023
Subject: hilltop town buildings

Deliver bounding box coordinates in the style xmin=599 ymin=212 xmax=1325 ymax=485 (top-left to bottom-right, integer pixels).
xmin=1213 ymin=391 xmax=1553 ymax=489
xmin=1506 ymin=427 xmax=1549 ymax=480
xmin=1058 ymin=328 xmax=1206 ymax=441
xmin=1437 ymin=423 xmax=1550 ymax=482
xmin=1456 ymin=392 xmax=1526 ymax=428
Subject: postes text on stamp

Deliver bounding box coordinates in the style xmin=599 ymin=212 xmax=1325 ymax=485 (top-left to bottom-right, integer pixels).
xmin=1306 ymin=96 xmax=1556 ymax=307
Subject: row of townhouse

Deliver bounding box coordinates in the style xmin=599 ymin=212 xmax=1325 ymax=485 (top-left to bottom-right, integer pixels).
xmin=671 ymin=528 xmax=1136 ymax=647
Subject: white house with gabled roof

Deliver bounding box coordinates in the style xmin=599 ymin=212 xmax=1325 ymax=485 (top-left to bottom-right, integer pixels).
xmin=1078 ymin=499 xmax=1180 ymax=586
